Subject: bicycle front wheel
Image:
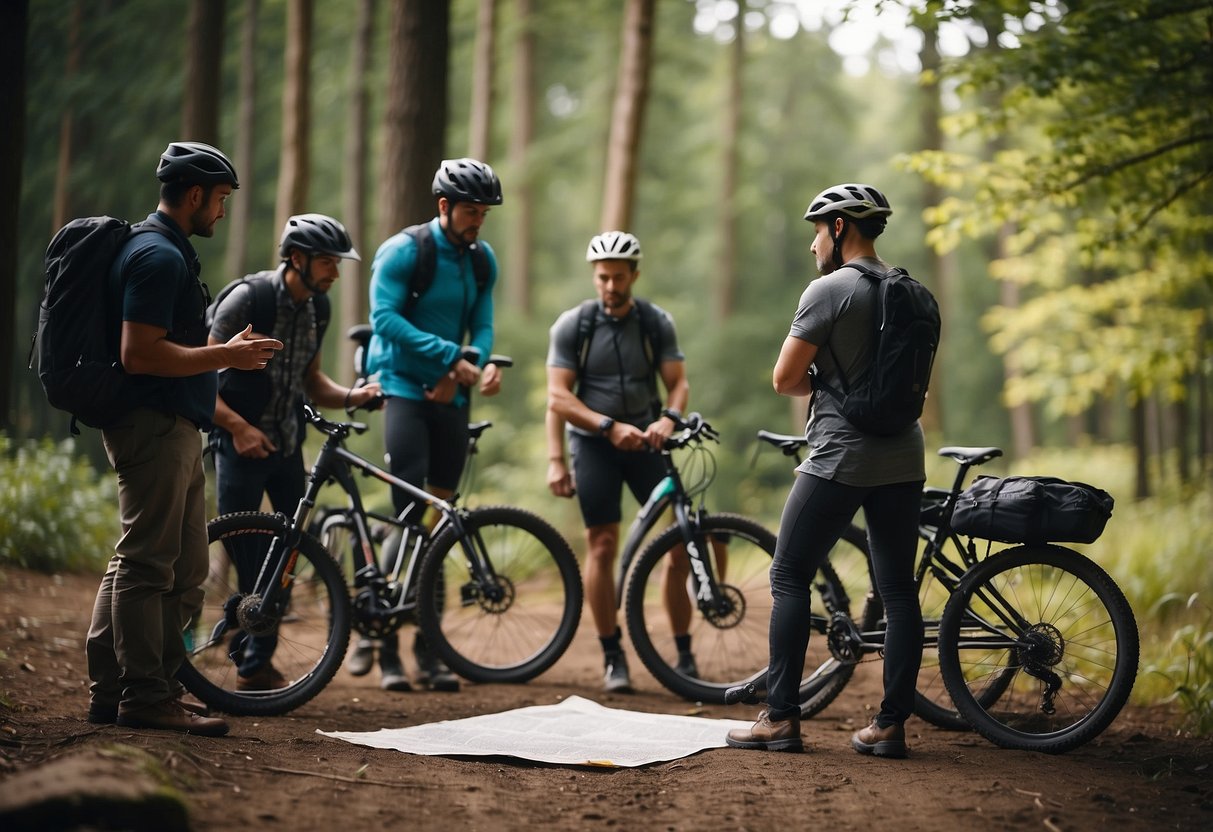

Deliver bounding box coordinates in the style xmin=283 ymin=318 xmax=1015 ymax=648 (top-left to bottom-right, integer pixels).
xmin=624 ymin=514 xmax=873 ymax=710
xmin=938 ymin=545 xmax=1138 ymax=753
xmin=416 ymin=506 xmax=583 ymax=684
xmin=178 ymin=512 xmax=351 ymax=716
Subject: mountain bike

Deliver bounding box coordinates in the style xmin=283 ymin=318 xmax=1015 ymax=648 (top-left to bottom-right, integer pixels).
xmin=731 ymin=436 xmax=1139 ymax=753
xmin=620 ymin=413 xmax=867 ymax=710
xmin=179 ymin=346 xmax=582 ymax=716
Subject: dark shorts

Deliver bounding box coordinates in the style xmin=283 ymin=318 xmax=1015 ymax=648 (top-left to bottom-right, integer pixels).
xmin=569 ymin=432 xmax=667 ymax=527
xmin=384 ymin=396 xmax=470 ymax=515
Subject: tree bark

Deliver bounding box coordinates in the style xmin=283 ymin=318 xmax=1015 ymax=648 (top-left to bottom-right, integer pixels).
xmin=379 ymin=0 xmax=449 ymax=239
xmin=714 ymin=0 xmax=744 ymax=322
xmin=51 ymin=1 xmax=83 ymax=234
xmin=274 ymin=0 xmax=313 ymax=256
xmin=181 ymin=0 xmax=226 ymax=144
xmin=505 ymin=0 xmax=534 ymax=315
xmin=339 ymin=0 xmax=376 ymax=383
xmin=1131 ymin=397 xmax=1150 ymax=500
xmin=600 ymin=0 xmax=656 ymax=232
xmin=467 ymin=0 xmax=496 ymax=162
xmin=0 ymin=0 xmax=28 ymax=431
xmin=224 ymin=0 xmax=259 ymax=281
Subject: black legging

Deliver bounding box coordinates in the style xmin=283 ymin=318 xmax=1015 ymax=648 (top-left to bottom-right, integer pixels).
xmin=765 ymin=473 xmax=924 ymax=726
xmin=383 ymin=396 xmax=470 ymax=520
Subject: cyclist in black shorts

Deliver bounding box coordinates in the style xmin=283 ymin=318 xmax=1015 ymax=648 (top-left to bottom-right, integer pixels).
xmin=359 ymin=159 xmax=505 ymax=692
xmin=546 ymin=231 xmax=690 ymax=693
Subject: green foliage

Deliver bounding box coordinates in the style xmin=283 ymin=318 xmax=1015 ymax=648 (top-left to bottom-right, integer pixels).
xmin=1142 ymin=598 xmax=1213 ymax=736
xmin=0 ymin=434 xmax=116 ymax=573
xmin=901 ymin=0 xmax=1213 ymax=419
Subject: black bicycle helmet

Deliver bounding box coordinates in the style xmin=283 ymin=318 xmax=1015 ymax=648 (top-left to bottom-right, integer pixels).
xmin=156 ymin=141 xmax=240 ymax=188
xmin=431 ymin=158 xmax=503 ymax=205
xmin=278 ymin=213 xmax=361 ymax=261
xmin=586 ymin=231 xmax=643 ymax=262
xmin=803 ymin=183 xmax=892 ymax=222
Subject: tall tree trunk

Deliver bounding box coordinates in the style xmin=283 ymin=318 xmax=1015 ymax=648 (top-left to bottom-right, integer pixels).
xmin=1131 ymin=397 xmax=1150 ymax=500
xmin=467 ymin=0 xmax=496 ymax=162
xmin=224 ymin=0 xmax=259 ymax=281
xmin=0 ymin=0 xmax=28 ymax=431
xmin=274 ymin=0 xmax=313 ymax=254
xmin=379 ymin=0 xmax=449 ymax=239
xmin=1199 ymin=315 xmax=1210 ymax=480
xmin=714 ymin=0 xmax=744 ymax=322
xmin=1172 ymin=395 xmax=1190 ymax=485
xmin=339 ymin=0 xmax=376 ymax=383
xmin=917 ymin=10 xmax=950 ymax=437
xmin=505 ymin=0 xmax=534 ymax=315
xmin=52 ymin=1 xmax=83 ymax=233
xmin=600 ymin=0 xmax=655 ymax=232
xmin=182 ymin=0 xmax=226 ymax=144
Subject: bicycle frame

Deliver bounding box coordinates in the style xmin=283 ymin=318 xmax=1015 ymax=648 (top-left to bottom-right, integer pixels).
xmin=612 ymin=417 xmax=728 ymax=614
xmin=245 ymin=408 xmax=498 ymax=626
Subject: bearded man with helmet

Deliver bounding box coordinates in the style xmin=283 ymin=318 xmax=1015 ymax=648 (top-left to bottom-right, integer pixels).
xmin=357 ymin=158 xmax=505 ymax=693
xmin=85 ymin=141 xmax=284 ymax=736
xmin=207 ymin=213 xmax=380 ymax=692
xmin=726 ymin=183 xmax=927 ymax=758
xmin=545 ymin=231 xmax=691 ymax=693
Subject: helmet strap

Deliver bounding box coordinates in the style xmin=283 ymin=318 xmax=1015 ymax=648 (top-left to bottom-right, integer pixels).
xmin=292 ymin=252 xmax=322 ymax=294
xmin=829 ymin=217 xmax=848 ymax=271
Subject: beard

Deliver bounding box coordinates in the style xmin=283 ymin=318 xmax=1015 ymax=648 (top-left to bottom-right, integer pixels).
xmin=189 ymin=205 xmax=217 ymax=238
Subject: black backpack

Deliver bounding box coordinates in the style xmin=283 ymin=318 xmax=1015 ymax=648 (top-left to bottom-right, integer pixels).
xmin=30 ymin=216 xmax=173 ymax=434
xmin=205 ymin=271 xmax=331 ymax=428
xmin=401 ymin=222 xmax=491 ymax=320
xmin=813 ymin=263 xmax=940 ymax=436
xmin=573 ymin=298 xmax=664 ymax=416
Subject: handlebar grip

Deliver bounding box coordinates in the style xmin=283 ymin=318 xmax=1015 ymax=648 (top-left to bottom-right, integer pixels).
xmin=487 ymin=354 xmax=513 ymax=368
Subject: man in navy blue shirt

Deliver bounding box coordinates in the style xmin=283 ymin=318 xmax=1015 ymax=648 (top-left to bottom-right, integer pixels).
xmin=85 ymin=142 xmax=282 ymax=737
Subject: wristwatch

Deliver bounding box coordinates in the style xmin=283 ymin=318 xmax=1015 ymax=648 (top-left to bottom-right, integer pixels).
xmin=597 ymin=416 xmax=616 ymax=437
xmin=661 ymin=408 xmax=682 ymax=423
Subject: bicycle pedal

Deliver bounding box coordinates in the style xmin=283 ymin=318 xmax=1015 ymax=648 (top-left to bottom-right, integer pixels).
xmin=724 ymin=683 xmax=763 ymax=706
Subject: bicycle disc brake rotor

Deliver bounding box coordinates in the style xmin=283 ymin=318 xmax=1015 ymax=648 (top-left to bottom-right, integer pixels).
xmin=460 ymin=575 xmax=515 ymax=614
xmin=352 ymin=586 xmax=411 ymax=638
xmin=700 ymin=583 xmax=745 ymax=629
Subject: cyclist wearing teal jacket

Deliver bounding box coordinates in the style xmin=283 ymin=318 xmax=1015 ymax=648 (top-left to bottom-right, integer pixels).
xmin=361 ymin=158 xmax=505 ymax=694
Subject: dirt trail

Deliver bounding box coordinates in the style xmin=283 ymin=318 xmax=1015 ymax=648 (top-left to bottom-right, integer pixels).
xmin=1 ymin=567 xmax=1210 ymax=831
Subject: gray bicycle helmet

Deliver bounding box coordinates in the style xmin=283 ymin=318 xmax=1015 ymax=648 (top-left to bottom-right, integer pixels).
xmin=431 ymin=158 xmax=504 ymax=205
xmin=278 ymin=213 xmax=361 ymax=260
xmin=156 ymin=141 xmax=240 ymax=188
xmin=586 ymin=231 xmax=643 ymax=262
xmin=803 ymin=183 xmax=892 ymax=221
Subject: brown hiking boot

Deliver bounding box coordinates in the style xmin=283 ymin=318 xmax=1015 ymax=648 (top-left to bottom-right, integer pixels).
xmin=236 ymin=664 xmax=289 ymax=691
xmin=851 ymin=719 xmax=908 ymax=758
xmin=116 ymin=700 xmax=229 ymax=737
xmin=726 ymin=710 xmax=803 ymax=752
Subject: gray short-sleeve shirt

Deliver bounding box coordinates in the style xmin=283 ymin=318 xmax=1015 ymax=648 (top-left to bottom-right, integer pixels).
xmin=547 ymin=300 xmax=684 ymax=435
xmin=791 ymin=257 xmax=925 ymax=487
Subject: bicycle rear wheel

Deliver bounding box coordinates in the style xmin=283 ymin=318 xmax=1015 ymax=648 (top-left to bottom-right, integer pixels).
xmin=416 ymin=506 xmax=582 ymax=684
xmin=178 ymin=512 xmax=351 ymax=716
xmin=938 ymin=545 xmax=1138 ymax=753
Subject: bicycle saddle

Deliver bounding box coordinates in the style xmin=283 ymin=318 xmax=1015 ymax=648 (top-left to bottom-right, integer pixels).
xmin=937 ymin=446 xmax=1003 ymax=466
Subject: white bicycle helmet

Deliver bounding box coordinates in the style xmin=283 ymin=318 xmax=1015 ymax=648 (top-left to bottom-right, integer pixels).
xmin=586 ymin=231 xmax=643 ymax=262
xmin=803 ymin=183 xmax=892 ymax=222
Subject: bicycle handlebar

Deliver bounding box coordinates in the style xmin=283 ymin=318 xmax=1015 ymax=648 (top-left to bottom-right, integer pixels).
xmin=303 ymin=402 xmax=368 ymax=437
xmin=664 ymin=411 xmax=719 ymax=450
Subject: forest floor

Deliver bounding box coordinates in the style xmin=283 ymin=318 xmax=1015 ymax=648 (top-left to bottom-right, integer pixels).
xmin=1 ymin=566 xmax=1211 ymax=831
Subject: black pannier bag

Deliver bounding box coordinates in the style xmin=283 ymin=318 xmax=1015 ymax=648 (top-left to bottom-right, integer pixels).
xmin=951 ymin=476 xmax=1114 ymax=545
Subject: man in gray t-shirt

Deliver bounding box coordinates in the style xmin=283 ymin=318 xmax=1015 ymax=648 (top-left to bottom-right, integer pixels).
xmin=727 ymin=183 xmax=928 ymax=759
xmin=546 ymin=231 xmax=689 ymax=693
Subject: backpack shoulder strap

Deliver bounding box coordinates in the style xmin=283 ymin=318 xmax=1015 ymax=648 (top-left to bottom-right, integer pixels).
xmin=573 ymin=299 xmax=600 ymax=381
xmin=469 ymin=244 xmax=491 ymax=295
xmin=312 ymin=292 xmax=331 ymax=351
xmin=402 ymin=223 xmax=438 ymax=320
